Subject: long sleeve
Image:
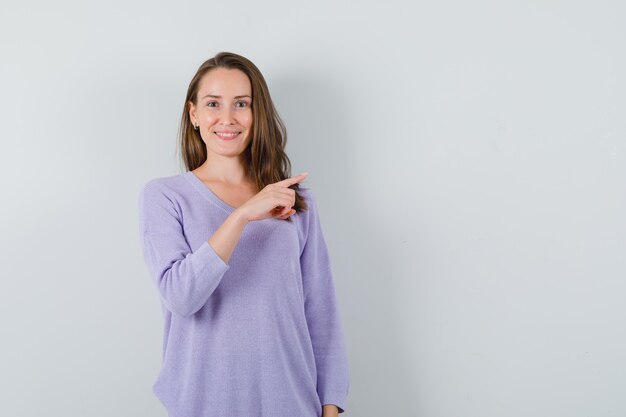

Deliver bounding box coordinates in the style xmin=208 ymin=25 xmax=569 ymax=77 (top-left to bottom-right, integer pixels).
xmin=138 ymin=180 xmax=230 ymax=317
xmin=299 ymin=191 xmax=350 ymax=414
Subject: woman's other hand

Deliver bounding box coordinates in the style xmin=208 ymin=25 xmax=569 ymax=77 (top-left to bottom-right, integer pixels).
xmin=322 ymin=404 xmax=340 ymax=417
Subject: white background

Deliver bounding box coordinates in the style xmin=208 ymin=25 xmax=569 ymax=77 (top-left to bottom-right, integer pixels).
xmin=1 ymin=1 xmax=624 ymax=416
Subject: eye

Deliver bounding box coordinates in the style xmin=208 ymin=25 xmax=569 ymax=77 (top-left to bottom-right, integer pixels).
xmin=207 ymin=101 xmax=218 ymax=108
xmin=235 ymin=100 xmax=250 ymax=108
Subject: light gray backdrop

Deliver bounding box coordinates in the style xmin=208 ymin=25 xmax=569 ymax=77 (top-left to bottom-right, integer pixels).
xmin=1 ymin=1 xmax=624 ymax=416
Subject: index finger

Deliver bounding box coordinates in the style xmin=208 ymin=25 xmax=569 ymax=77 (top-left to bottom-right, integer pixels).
xmin=275 ymin=172 xmax=308 ymax=187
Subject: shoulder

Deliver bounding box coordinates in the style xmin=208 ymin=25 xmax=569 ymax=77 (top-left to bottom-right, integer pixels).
xmin=293 ymin=186 xmax=323 ymax=233
xmin=139 ymin=172 xmax=188 ymax=202
xmin=137 ymin=173 xmax=191 ymax=225
xmin=297 ymin=186 xmax=318 ymax=208
xmin=295 ymin=186 xmax=318 ymax=220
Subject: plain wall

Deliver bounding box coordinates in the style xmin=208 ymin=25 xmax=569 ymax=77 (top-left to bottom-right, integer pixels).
xmin=1 ymin=1 xmax=624 ymax=416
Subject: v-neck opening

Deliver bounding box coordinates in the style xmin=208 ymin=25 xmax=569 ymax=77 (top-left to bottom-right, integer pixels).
xmin=184 ymin=171 xmax=236 ymax=214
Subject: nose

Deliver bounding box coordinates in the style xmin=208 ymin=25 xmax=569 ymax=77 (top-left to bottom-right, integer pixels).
xmin=220 ymin=107 xmax=234 ymax=125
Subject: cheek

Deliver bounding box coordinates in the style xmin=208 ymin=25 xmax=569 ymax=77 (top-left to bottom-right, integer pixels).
xmin=205 ymin=113 xmax=219 ymax=124
xmin=242 ymin=111 xmax=253 ymax=128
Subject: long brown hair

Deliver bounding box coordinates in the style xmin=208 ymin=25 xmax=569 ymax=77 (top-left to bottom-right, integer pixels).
xmin=178 ymin=51 xmax=308 ymax=216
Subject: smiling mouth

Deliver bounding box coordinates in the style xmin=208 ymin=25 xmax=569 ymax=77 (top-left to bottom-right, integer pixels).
xmin=214 ymin=131 xmax=241 ymax=140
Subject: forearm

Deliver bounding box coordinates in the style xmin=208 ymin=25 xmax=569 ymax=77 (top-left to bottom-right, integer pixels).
xmin=208 ymin=208 xmax=249 ymax=264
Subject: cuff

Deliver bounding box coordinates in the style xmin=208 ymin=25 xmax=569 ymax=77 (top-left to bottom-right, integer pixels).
xmin=321 ymin=394 xmax=347 ymax=414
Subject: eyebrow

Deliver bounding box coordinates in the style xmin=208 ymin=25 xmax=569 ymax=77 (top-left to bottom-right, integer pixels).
xmin=201 ymin=94 xmax=252 ymax=100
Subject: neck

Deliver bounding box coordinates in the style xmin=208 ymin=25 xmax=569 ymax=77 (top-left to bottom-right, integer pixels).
xmin=196 ymin=153 xmax=250 ymax=185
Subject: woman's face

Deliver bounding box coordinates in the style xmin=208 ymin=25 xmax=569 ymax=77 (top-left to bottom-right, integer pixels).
xmin=189 ymin=67 xmax=253 ymax=158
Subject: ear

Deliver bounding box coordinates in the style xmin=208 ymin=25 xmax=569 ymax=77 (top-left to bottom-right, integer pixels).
xmin=188 ymin=101 xmax=197 ymax=126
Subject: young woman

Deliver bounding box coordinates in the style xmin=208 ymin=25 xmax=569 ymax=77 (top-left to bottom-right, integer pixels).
xmin=138 ymin=52 xmax=350 ymax=417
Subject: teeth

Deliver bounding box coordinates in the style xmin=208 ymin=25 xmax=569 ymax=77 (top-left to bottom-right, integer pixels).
xmin=216 ymin=132 xmax=239 ymax=138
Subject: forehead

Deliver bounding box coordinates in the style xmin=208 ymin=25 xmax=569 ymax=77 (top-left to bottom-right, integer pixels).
xmin=198 ymin=67 xmax=251 ymax=96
